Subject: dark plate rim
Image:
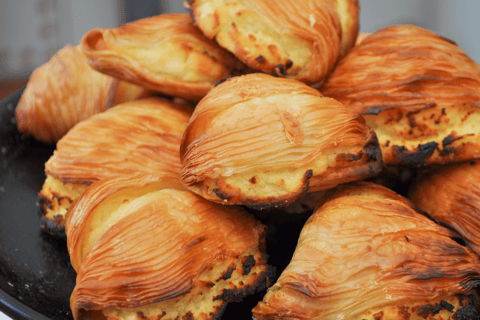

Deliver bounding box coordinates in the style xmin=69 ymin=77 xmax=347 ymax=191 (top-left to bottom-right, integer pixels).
xmin=0 ymin=88 xmax=53 ymax=320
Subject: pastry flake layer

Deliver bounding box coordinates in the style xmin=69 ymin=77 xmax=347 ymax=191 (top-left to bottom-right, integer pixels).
xmin=321 ymin=25 xmax=480 ymax=167
xmin=181 ymin=73 xmax=381 ymax=209
xmin=253 ymin=182 xmax=480 ymax=320
xmin=81 ymin=13 xmax=248 ymax=101
xmin=65 ymin=174 xmax=270 ymax=320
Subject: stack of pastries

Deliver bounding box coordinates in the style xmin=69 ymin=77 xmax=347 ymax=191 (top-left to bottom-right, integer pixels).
xmin=14 ymin=0 xmax=480 ymax=319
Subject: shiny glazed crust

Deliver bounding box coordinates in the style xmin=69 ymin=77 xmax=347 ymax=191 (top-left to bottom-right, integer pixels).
xmin=81 ymin=13 xmax=248 ymax=101
xmin=180 ymin=74 xmax=382 ymax=209
xmin=321 ymin=25 xmax=480 ymax=167
xmin=65 ymin=175 xmax=270 ymax=320
xmin=40 ymin=97 xmax=192 ymax=234
xmin=15 ymin=45 xmax=149 ymax=144
xmin=409 ymin=160 xmax=480 ymax=256
xmin=187 ymin=0 xmax=359 ymax=85
xmin=252 ymin=182 xmax=480 ymax=319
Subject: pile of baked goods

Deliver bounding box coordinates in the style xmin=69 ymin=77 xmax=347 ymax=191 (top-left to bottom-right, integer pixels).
xmin=14 ymin=0 xmax=480 ymax=319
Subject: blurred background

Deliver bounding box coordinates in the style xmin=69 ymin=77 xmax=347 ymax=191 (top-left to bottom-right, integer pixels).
xmin=1 ymin=0 xmax=479 ymax=100
xmin=0 ymin=0 xmax=479 ymax=97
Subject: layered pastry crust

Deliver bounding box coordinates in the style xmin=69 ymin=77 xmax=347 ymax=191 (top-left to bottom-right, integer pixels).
xmin=65 ymin=174 xmax=270 ymax=320
xmin=187 ymin=0 xmax=359 ymax=85
xmin=181 ymin=74 xmax=382 ymax=209
xmin=39 ymin=97 xmax=192 ymax=235
xmin=81 ymin=13 xmax=248 ymax=101
xmin=253 ymin=182 xmax=480 ymax=319
xmin=15 ymin=45 xmax=149 ymax=144
xmin=321 ymin=25 xmax=480 ymax=167
xmin=409 ymin=160 xmax=480 ymax=256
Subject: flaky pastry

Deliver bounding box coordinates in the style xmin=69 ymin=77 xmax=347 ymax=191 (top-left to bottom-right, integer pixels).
xmin=15 ymin=45 xmax=150 ymax=144
xmin=409 ymin=160 xmax=480 ymax=257
xmin=81 ymin=13 xmax=248 ymax=101
xmin=322 ymin=25 xmax=480 ymax=167
xmin=253 ymin=182 xmax=480 ymax=320
xmin=181 ymin=74 xmax=381 ymax=209
xmin=65 ymin=174 xmax=270 ymax=320
xmin=39 ymin=97 xmax=192 ymax=235
xmin=186 ymin=0 xmax=359 ymax=85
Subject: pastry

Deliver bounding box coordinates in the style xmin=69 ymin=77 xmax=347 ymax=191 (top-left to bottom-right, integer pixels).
xmin=81 ymin=13 xmax=248 ymax=101
xmin=181 ymin=73 xmax=382 ymax=209
xmin=409 ymin=160 xmax=480 ymax=256
xmin=65 ymin=174 xmax=270 ymax=320
xmin=322 ymin=25 xmax=480 ymax=167
xmin=39 ymin=97 xmax=192 ymax=235
xmin=253 ymin=182 xmax=480 ymax=319
xmin=186 ymin=0 xmax=359 ymax=85
xmin=15 ymin=45 xmax=150 ymax=144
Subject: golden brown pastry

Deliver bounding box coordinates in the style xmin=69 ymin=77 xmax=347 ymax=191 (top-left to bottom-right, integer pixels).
xmin=15 ymin=44 xmax=150 ymax=144
xmin=181 ymin=73 xmax=382 ymax=209
xmin=39 ymin=97 xmax=192 ymax=235
xmin=81 ymin=13 xmax=248 ymax=101
xmin=252 ymin=182 xmax=480 ymax=320
xmin=65 ymin=174 xmax=270 ymax=320
xmin=321 ymin=25 xmax=480 ymax=167
xmin=409 ymin=160 xmax=480 ymax=256
xmin=186 ymin=0 xmax=359 ymax=85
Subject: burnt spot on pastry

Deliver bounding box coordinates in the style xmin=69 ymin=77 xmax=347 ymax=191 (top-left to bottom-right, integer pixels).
xmin=182 ymin=311 xmax=194 ymax=320
xmin=136 ymin=311 xmax=149 ymax=319
xmin=242 ymin=255 xmax=256 ymax=275
xmin=40 ymin=215 xmax=67 ymax=238
xmin=213 ymin=265 xmax=273 ymax=303
xmin=439 ymin=146 xmax=457 ymax=156
xmin=249 ymin=176 xmax=258 ymax=184
xmin=272 ymin=64 xmax=287 ymax=77
xmin=182 ymin=236 xmax=207 ymax=250
xmin=255 ymin=55 xmax=266 ymax=64
xmin=216 ymin=265 xmax=236 ymax=282
xmin=372 ymin=311 xmax=384 ymax=320
xmin=285 ymin=59 xmax=293 ymax=70
xmin=405 ymin=235 xmax=410 ymax=242
xmin=391 ymin=142 xmax=438 ymax=166
xmin=214 ymin=75 xmax=234 ymax=87
xmin=412 ymin=300 xmax=455 ymax=318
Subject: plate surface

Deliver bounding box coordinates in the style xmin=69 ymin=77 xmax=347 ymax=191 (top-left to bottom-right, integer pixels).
xmin=0 ymin=89 xmax=304 ymax=320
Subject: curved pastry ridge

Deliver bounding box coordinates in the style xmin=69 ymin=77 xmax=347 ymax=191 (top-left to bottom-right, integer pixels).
xmin=253 ymin=182 xmax=480 ymax=320
xmin=409 ymin=160 xmax=480 ymax=257
xmin=188 ymin=0 xmax=359 ymax=85
xmin=66 ymin=175 xmax=270 ymax=320
xmin=15 ymin=45 xmax=149 ymax=144
xmin=81 ymin=13 xmax=248 ymax=101
xmin=321 ymin=25 xmax=480 ymax=167
xmin=39 ymin=97 xmax=192 ymax=235
xmin=181 ymin=74 xmax=381 ymax=209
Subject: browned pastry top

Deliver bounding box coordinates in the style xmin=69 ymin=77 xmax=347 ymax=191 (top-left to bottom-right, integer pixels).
xmin=81 ymin=13 xmax=247 ymax=101
xmin=322 ymin=24 xmax=480 ymax=115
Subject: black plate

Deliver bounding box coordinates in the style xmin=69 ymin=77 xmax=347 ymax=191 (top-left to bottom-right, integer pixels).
xmin=0 ymin=89 xmax=305 ymax=320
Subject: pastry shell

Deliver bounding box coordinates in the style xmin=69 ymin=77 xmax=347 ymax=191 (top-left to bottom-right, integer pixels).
xmin=180 ymin=73 xmax=382 ymax=209
xmin=15 ymin=45 xmax=150 ymax=144
xmin=321 ymin=25 xmax=480 ymax=167
xmin=39 ymin=97 xmax=192 ymax=235
xmin=65 ymin=174 xmax=270 ymax=320
xmin=409 ymin=160 xmax=480 ymax=256
xmin=186 ymin=0 xmax=359 ymax=85
xmin=81 ymin=13 xmax=248 ymax=101
xmin=252 ymin=182 xmax=480 ymax=319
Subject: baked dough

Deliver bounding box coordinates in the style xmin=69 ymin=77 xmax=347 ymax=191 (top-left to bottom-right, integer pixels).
xmin=181 ymin=73 xmax=381 ymax=209
xmin=409 ymin=160 xmax=480 ymax=256
xmin=322 ymin=25 xmax=480 ymax=167
xmin=39 ymin=97 xmax=192 ymax=235
xmin=253 ymin=182 xmax=480 ymax=319
xmin=81 ymin=13 xmax=248 ymax=101
xmin=65 ymin=174 xmax=270 ymax=320
xmin=186 ymin=0 xmax=359 ymax=85
xmin=15 ymin=45 xmax=149 ymax=144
